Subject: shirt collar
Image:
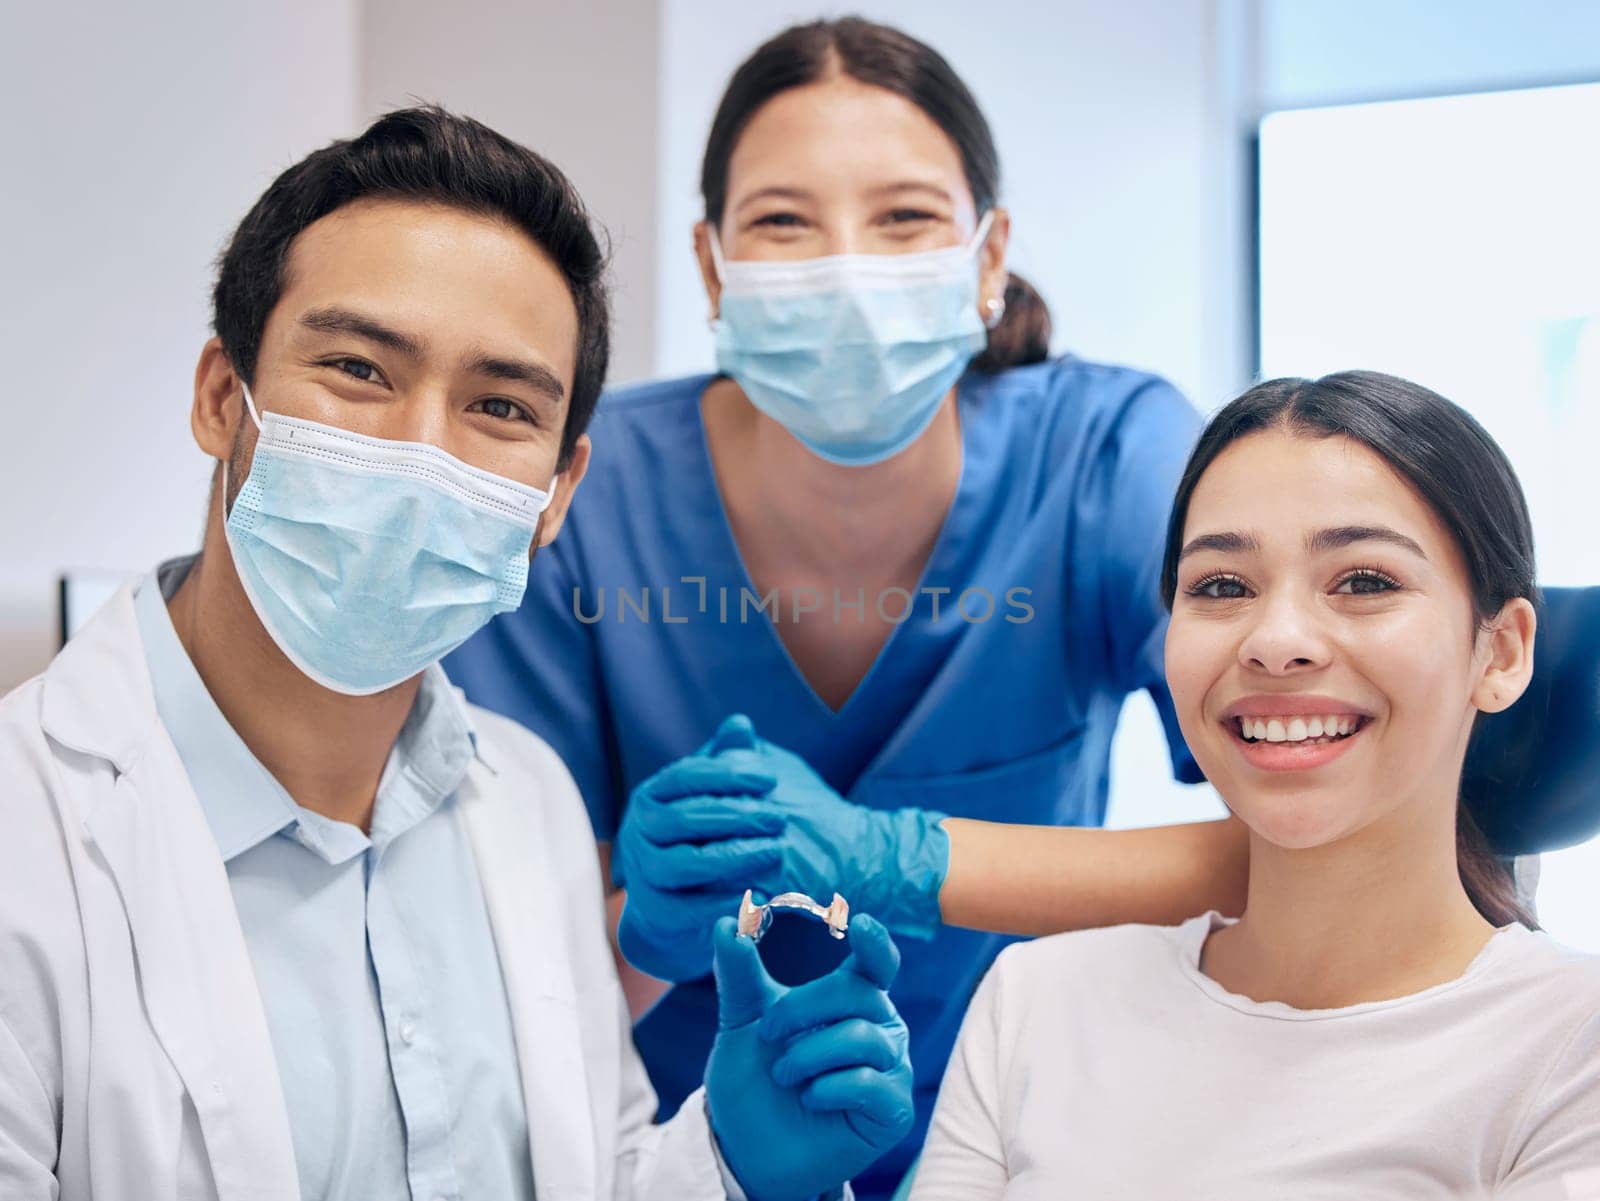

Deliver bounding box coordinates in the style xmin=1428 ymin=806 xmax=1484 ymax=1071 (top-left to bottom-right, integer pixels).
xmin=134 ymin=555 xmax=482 ymax=863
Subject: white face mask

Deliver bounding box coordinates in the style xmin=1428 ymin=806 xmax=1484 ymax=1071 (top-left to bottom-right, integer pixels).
xmin=710 ymin=213 xmax=994 ymax=466
xmin=225 ymin=384 xmax=555 ymax=694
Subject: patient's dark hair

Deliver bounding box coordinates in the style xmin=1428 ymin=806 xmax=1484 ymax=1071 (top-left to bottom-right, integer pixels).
xmin=213 ymin=105 xmax=608 ymax=469
xmin=1159 ymin=371 xmax=1540 ymax=928
xmin=700 ymin=16 xmax=1051 ymax=373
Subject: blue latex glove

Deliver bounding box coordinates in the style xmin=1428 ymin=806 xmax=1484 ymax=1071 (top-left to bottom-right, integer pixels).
xmin=615 ymin=715 xmax=949 ymax=983
xmin=615 ymin=745 xmax=784 ymax=982
xmin=706 ymin=912 xmax=914 ymax=1201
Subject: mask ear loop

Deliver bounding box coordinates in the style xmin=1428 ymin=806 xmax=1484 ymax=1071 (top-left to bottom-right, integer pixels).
xmin=969 ymin=209 xmax=996 ymax=254
xmin=239 ymin=380 xmax=265 ymax=431
xmin=971 ymin=210 xmax=1005 ymax=329
xmin=705 ymin=225 xmax=728 ymax=330
xmin=221 ymin=380 xmax=266 ymax=511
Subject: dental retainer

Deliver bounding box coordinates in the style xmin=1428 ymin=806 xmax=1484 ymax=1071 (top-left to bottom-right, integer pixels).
xmin=737 ymin=889 xmax=850 ymax=942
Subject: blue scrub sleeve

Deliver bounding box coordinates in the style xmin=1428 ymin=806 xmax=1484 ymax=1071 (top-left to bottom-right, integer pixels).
xmin=1084 ymin=378 xmax=1204 ymax=785
xmin=444 ymin=539 xmax=624 ymax=839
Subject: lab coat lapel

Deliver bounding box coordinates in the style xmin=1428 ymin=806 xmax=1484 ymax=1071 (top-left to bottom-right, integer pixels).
xmin=42 ymin=587 xmax=300 ymax=1201
xmin=459 ymin=764 xmax=598 ymax=1200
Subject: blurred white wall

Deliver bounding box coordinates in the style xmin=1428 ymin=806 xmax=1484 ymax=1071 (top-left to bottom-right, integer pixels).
xmin=0 ymin=0 xmax=360 ymax=688
xmin=360 ymin=0 xmax=663 ymax=383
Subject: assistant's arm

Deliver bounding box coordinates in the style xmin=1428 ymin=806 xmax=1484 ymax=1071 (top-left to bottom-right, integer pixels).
xmin=938 ymin=814 xmax=1247 ymax=936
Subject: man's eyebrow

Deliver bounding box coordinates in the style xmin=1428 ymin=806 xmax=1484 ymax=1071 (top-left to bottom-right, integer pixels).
xmin=462 ymin=350 xmax=566 ymax=403
xmin=299 ymin=306 xmax=425 ymax=359
xmin=1308 ymin=525 xmax=1428 ymax=559
xmin=1177 ymin=530 xmax=1260 ymax=562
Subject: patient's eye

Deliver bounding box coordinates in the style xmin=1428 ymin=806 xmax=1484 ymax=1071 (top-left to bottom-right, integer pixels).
xmin=1334 ymin=569 xmax=1401 ymax=596
xmin=1188 ymin=573 xmax=1251 ymax=600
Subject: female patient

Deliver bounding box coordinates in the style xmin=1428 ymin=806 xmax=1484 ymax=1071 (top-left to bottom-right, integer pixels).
xmin=912 ymin=371 xmax=1600 ymax=1199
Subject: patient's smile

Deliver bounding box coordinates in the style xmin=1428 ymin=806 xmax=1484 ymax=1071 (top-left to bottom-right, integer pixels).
xmin=1234 ymin=714 xmax=1363 ymax=743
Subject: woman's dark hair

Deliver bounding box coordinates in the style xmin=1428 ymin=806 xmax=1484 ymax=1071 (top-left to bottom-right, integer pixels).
xmin=213 ymin=105 xmax=609 ymax=469
xmin=700 ymin=17 xmax=1051 ymax=373
xmin=1159 ymin=371 xmax=1541 ymax=928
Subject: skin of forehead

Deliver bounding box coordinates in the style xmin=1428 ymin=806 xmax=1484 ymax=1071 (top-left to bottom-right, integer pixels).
xmin=723 ymin=75 xmax=978 ymax=232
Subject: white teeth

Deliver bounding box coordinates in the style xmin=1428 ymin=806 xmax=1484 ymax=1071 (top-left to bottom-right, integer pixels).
xmin=1238 ymin=713 xmax=1362 ymax=743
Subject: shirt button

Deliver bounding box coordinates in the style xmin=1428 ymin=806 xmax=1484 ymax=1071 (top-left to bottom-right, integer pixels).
xmin=398 ymin=1019 xmax=417 ymax=1045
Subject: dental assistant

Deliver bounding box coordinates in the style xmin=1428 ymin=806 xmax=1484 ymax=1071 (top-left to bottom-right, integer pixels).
xmin=443 ymin=19 xmax=1233 ymax=1193
xmin=0 ymin=107 xmax=914 ymax=1201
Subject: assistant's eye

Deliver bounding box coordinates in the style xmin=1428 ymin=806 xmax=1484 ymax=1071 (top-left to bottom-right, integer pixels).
xmin=1334 ymin=568 xmax=1402 ymax=596
xmin=750 ymin=212 xmax=805 ymax=228
xmin=472 ymin=396 xmax=536 ymax=425
xmin=1187 ymin=573 xmax=1252 ymax=600
xmin=885 ymin=208 xmax=937 ymax=224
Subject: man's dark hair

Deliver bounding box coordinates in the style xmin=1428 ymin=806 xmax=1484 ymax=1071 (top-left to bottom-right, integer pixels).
xmin=212 ymin=105 xmax=609 ymax=468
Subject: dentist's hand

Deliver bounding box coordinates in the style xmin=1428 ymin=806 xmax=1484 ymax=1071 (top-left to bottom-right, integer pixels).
xmin=706 ymin=913 xmax=914 ymax=1201
xmin=615 ymin=715 xmax=949 ymax=983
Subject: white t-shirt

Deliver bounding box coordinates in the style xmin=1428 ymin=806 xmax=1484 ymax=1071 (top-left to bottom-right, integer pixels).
xmin=912 ymin=912 xmax=1600 ymax=1200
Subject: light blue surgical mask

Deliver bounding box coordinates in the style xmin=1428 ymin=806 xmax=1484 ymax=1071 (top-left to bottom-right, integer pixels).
xmin=710 ymin=212 xmax=994 ymax=466
xmin=224 ymin=384 xmax=555 ymax=695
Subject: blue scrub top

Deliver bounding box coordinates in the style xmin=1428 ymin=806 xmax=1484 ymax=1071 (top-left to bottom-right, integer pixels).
xmin=446 ymin=357 xmax=1204 ymax=1195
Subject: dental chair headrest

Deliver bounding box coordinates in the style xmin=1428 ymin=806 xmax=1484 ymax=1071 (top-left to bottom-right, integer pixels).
xmin=1464 ymin=586 xmax=1600 ymax=856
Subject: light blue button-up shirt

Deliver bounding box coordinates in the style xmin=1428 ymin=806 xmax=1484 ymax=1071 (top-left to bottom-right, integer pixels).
xmin=135 ymin=557 xmax=535 ymax=1201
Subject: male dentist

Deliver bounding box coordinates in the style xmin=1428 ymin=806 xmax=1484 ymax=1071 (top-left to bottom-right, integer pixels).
xmin=0 ymin=107 xmax=912 ymax=1200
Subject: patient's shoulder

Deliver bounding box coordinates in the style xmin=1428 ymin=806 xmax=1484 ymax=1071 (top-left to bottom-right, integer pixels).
xmin=1497 ymin=926 xmax=1600 ymax=1017
xmin=985 ymin=915 xmax=1205 ymax=1016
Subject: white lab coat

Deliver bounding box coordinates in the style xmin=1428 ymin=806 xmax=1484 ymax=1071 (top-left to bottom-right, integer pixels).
xmin=0 ymin=587 xmax=730 ymax=1201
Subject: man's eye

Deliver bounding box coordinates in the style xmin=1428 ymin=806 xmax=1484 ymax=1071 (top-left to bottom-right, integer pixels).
xmin=328 ymin=357 xmax=378 ymax=382
xmin=1188 ymin=574 xmax=1250 ymax=600
xmin=478 ymin=397 xmax=532 ymax=424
